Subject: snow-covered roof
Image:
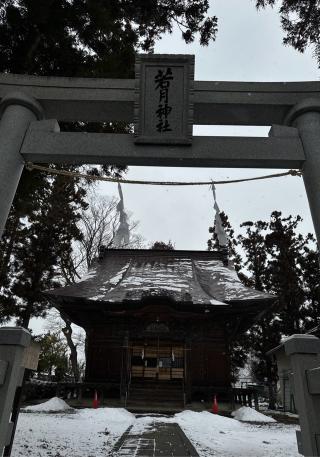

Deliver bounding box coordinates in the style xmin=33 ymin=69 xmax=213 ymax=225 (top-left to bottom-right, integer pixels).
xmin=47 ymin=249 xmax=274 ymax=307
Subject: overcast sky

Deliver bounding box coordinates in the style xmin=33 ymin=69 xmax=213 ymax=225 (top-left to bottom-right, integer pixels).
xmin=97 ymin=0 xmax=319 ymax=250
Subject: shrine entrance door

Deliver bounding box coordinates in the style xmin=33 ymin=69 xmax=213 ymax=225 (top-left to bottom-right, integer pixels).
xmin=130 ymin=340 xmax=184 ymax=381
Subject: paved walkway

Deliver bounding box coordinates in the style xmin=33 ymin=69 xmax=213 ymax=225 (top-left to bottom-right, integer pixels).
xmin=111 ymin=422 xmax=199 ymax=456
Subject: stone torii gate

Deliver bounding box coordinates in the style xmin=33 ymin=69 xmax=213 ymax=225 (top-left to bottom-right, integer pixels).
xmin=1 ymin=53 xmax=320 ymax=455
xmin=0 ymin=54 xmax=320 ymax=242
xmin=0 ymin=55 xmax=320 ymax=248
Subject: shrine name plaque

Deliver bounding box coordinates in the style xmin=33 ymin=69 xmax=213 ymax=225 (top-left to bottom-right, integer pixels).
xmin=134 ymin=54 xmax=194 ymax=145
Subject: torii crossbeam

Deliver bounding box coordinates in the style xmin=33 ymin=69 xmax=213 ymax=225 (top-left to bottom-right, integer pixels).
xmin=0 ymin=55 xmax=320 ymax=248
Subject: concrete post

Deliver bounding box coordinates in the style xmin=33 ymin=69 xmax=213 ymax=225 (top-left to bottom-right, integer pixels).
xmin=0 ymin=92 xmax=43 ymax=238
xmin=286 ymin=100 xmax=320 ymax=248
xmin=0 ymin=327 xmax=31 ymax=456
xmin=283 ymin=334 xmax=320 ymax=456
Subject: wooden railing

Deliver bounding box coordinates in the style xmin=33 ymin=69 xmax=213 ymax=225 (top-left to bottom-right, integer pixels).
xmin=233 ymin=387 xmax=261 ymax=410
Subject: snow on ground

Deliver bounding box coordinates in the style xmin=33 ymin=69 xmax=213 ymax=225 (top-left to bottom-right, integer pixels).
xmin=12 ymin=405 xmax=300 ymax=457
xmin=175 ymin=411 xmax=299 ymax=457
xmin=231 ymin=406 xmax=276 ymax=423
xmin=22 ymin=397 xmax=73 ymax=413
xmin=12 ymin=408 xmax=134 ymax=457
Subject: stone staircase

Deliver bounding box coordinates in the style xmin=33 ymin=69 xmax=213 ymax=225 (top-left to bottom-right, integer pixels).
xmin=126 ymin=380 xmax=185 ymax=413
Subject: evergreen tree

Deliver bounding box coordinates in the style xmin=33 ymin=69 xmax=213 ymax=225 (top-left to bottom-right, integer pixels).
xmin=209 ymin=210 xmax=320 ymax=407
xmin=150 ymin=240 xmax=175 ymax=250
xmin=300 ymin=241 xmax=320 ymax=331
xmin=35 ymin=332 xmax=70 ymax=381
xmin=265 ymin=211 xmax=311 ymax=335
xmin=9 ymin=171 xmax=88 ymax=328
xmin=207 ymin=211 xmax=242 ymax=270
xmin=256 ymin=1 xmax=320 ymax=68
xmin=207 ymin=212 xmax=248 ymax=382
xmin=0 ymin=168 xmax=49 ymax=323
xmin=237 ymin=220 xmax=269 ymax=289
xmin=0 ymin=0 xmax=218 ymax=78
xmin=0 ymin=0 xmax=217 ymax=325
xmin=237 ymin=219 xmax=280 ymax=407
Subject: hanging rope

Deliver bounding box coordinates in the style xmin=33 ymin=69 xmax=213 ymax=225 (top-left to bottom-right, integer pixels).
xmin=25 ymin=162 xmax=302 ymax=186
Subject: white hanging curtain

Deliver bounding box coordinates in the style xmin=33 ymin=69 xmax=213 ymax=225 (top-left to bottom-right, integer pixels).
xmin=211 ymin=183 xmax=228 ymax=247
xmin=113 ymin=183 xmax=130 ymax=248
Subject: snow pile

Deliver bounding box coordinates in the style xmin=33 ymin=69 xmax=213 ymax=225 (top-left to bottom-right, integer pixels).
xmin=102 ymin=407 xmax=134 ymax=428
xmin=176 ymin=410 xmax=242 ymax=432
xmin=22 ymin=397 xmax=73 ymax=413
xmin=174 ymin=410 xmax=242 ymax=452
xmin=232 ymin=406 xmax=276 ymax=423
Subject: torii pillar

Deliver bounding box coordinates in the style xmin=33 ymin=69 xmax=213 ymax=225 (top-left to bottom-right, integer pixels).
xmin=286 ymin=99 xmax=320 ymax=248
xmin=0 ymin=93 xmax=43 ymax=237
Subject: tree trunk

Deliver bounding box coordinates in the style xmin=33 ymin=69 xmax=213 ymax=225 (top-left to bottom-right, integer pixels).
xmin=20 ymin=303 xmax=33 ymax=329
xmin=61 ymin=313 xmax=80 ymax=382
xmin=266 ymin=358 xmax=276 ymax=410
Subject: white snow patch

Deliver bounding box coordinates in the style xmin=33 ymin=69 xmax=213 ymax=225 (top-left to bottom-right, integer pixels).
xmin=108 ymin=263 xmax=130 ymax=285
xmin=232 ymin=406 xmax=276 ymax=423
xmin=12 ymin=408 xmax=299 ymax=457
xmin=22 ymin=397 xmax=73 ymax=413
xmin=89 ymin=294 xmax=106 ymax=301
xmin=176 ymin=410 xmax=242 ymax=432
xmin=174 ymin=410 xmax=298 ymax=457
xmin=13 ymin=407 xmax=134 ymax=457
xmin=195 ymin=260 xmax=270 ymax=301
xmin=119 ymin=259 xmax=193 ymax=293
xmin=75 ymin=269 xmax=96 ymax=283
xmin=210 ymin=298 xmax=228 ymax=305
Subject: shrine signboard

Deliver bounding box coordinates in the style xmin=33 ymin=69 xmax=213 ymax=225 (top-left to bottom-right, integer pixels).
xmin=134 ymin=54 xmax=194 ymax=144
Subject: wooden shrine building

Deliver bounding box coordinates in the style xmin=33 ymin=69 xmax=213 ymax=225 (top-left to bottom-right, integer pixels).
xmin=46 ymin=247 xmax=276 ymax=408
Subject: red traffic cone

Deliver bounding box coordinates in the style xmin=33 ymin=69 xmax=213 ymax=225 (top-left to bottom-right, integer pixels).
xmin=212 ymin=395 xmax=219 ymax=414
xmin=93 ymin=390 xmax=99 ymax=409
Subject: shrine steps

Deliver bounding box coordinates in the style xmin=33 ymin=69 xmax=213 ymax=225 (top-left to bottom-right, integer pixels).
xmin=126 ymin=380 xmax=184 ymax=412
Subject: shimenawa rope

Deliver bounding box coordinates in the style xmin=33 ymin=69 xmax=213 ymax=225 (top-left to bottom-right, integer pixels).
xmin=25 ymin=162 xmax=302 ymax=186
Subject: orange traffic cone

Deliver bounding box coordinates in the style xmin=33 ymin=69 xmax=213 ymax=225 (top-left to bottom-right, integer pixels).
xmin=212 ymin=395 xmax=218 ymax=414
xmin=93 ymin=390 xmax=99 ymax=409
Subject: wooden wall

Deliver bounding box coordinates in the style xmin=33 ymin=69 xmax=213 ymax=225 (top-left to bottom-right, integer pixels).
xmin=189 ymin=342 xmax=230 ymax=387
xmin=85 ymin=330 xmax=123 ymax=383
xmin=84 ymin=307 xmax=231 ymax=393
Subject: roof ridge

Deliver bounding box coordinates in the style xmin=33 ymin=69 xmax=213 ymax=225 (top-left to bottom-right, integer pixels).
xmin=98 ymin=247 xmax=225 ymax=259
